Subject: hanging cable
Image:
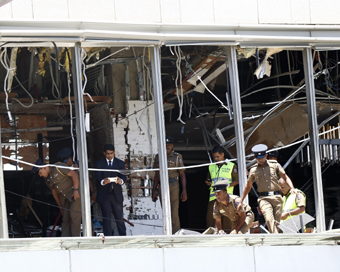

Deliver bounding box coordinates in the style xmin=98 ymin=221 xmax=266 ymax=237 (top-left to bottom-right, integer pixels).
xmin=173 ymin=46 xmax=185 ymax=124
xmin=0 ymin=48 xmax=13 ymax=120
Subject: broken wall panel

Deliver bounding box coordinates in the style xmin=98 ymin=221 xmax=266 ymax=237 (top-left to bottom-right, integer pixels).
xmin=114 ymin=100 xmax=162 ymax=235
xmin=1 ymin=115 xmax=48 ymax=171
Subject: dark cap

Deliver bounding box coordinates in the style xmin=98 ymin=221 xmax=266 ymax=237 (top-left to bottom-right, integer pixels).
xmin=212 ymin=180 xmax=229 ymax=193
xmin=31 ymin=158 xmax=46 ymax=173
xmin=251 ymin=144 xmax=268 ymax=159
xmin=56 ymin=147 xmax=72 ymax=162
xmin=166 ymin=136 xmax=174 ymax=144
xmin=268 ymin=150 xmax=279 ymax=158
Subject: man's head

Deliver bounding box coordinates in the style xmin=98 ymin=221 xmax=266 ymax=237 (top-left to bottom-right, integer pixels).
xmin=278 ymin=178 xmax=290 ymax=194
xmin=251 ymin=144 xmax=268 ymax=166
xmin=267 ymin=150 xmax=279 ymax=161
xmin=212 ymin=146 xmax=225 ymax=164
xmin=38 ymin=163 xmax=49 ymax=178
xmin=56 ymin=147 xmax=73 ymax=166
xmin=103 ymin=144 xmax=115 ymax=161
xmin=166 ymin=136 xmax=174 ymax=155
xmin=212 ymin=180 xmax=229 ymax=203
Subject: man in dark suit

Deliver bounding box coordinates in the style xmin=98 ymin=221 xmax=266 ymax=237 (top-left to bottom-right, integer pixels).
xmin=95 ymin=144 xmax=126 ymax=236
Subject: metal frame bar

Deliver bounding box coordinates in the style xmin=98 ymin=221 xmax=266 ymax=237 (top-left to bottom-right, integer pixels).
xmin=226 ymin=46 xmax=248 ymax=203
xmin=150 ymin=45 xmax=172 ymax=235
xmin=0 ymin=120 xmax=8 ymax=238
xmin=71 ymin=43 xmax=92 ymax=237
xmin=302 ymin=48 xmax=326 ymax=232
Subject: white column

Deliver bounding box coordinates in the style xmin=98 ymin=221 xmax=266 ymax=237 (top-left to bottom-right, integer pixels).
xmin=302 ymin=48 xmax=326 ymax=232
xmin=150 ymin=45 xmax=172 ymax=235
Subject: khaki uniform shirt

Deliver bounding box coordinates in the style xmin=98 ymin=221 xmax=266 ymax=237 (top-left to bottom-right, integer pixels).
xmin=154 ymin=151 xmax=185 ymax=180
xmin=45 ymin=162 xmax=74 ymax=202
xmin=213 ymin=194 xmax=252 ymax=222
xmin=247 ymin=160 xmax=285 ymax=193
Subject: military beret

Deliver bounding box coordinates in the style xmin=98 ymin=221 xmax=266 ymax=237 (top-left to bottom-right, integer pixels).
xmin=251 ymin=144 xmax=268 ymax=159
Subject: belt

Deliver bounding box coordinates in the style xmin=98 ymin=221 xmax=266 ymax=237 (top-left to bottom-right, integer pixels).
xmin=258 ymin=191 xmax=281 ymax=197
xmin=169 ymin=177 xmax=179 ymax=183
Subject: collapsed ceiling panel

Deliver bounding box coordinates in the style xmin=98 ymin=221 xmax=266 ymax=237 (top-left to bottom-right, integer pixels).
xmin=244 ymin=103 xmax=309 ymax=154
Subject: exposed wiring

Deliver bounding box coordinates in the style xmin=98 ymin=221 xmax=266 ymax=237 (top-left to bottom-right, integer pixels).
xmin=86 ymin=47 xmax=130 ymax=69
xmin=66 ymin=70 xmax=76 ymax=163
xmin=0 ymin=48 xmax=13 ymax=120
xmin=179 ymin=48 xmax=229 ymax=112
xmin=49 ymin=59 xmax=61 ymax=100
xmin=173 ymin=46 xmax=185 ymax=124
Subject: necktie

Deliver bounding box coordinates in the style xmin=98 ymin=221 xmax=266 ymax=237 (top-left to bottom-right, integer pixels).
xmin=108 ymin=161 xmax=112 ymax=168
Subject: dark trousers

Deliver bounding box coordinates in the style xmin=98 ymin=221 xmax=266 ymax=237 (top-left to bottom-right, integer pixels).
xmin=100 ymin=193 xmax=126 ymax=236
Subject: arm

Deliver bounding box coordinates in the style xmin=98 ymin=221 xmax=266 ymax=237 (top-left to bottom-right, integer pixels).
xmin=89 ymin=179 xmax=96 ymax=203
xmin=238 ymin=182 xmax=253 ymax=212
xmin=230 ymin=165 xmax=239 ymax=187
xmin=179 ymin=170 xmax=187 ymax=202
xmin=280 ymin=173 xmax=295 ymax=191
xmin=229 ymin=181 xmax=239 ymax=187
xmin=215 ymin=217 xmax=222 ymax=231
xmin=68 ymin=170 xmax=80 ymax=200
xmin=281 ymin=206 xmax=305 ymax=220
xmin=152 ymin=171 xmax=160 ymax=202
xmin=231 ymin=211 xmax=246 ymax=234
xmin=51 ymin=189 xmax=63 ymax=215
xmin=205 ymin=171 xmax=211 ymax=186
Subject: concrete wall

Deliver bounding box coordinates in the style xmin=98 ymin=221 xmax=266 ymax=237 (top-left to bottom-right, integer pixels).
xmin=0 ymin=245 xmax=339 ymax=272
xmin=114 ymin=101 xmax=163 ymax=236
xmin=0 ymin=0 xmax=340 ymax=25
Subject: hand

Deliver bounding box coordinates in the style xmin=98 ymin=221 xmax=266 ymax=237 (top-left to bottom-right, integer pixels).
xmin=205 ymin=181 xmax=211 ymax=186
xmin=237 ymin=202 xmax=243 ymax=213
xmin=230 ymin=229 xmax=237 ymax=234
xmin=117 ymin=177 xmax=122 ymax=185
xmin=72 ymin=190 xmax=80 ymax=200
xmin=181 ymin=190 xmax=188 ymax=202
xmin=103 ymin=178 xmax=111 ymax=185
xmin=281 ymin=212 xmax=288 ymax=221
xmin=290 ymin=188 xmax=298 ymax=194
xmin=152 ymin=190 xmax=158 ymax=202
xmin=59 ymin=207 xmax=63 ymax=216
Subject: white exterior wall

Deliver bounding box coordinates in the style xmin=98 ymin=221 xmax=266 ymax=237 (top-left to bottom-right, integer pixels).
xmin=1 ymin=0 xmax=340 ymax=25
xmin=0 ymin=245 xmax=339 ymax=272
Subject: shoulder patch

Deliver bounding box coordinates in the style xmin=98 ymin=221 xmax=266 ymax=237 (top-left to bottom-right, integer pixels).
xmin=234 ymin=168 xmax=237 ymax=173
xmin=213 ymin=205 xmax=216 ymax=213
xmin=179 ymin=158 xmax=183 ymax=164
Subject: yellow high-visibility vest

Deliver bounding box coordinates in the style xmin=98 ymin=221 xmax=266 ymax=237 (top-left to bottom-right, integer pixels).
xmin=208 ymin=162 xmax=234 ymax=201
xmin=281 ymin=189 xmax=306 ymax=222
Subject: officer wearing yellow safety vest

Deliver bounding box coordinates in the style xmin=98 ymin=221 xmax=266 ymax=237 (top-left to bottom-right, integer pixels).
xmin=205 ymin=146 xmax=239 ymax=231
xmin=279 ymin=178 xmax=306 ymax=222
